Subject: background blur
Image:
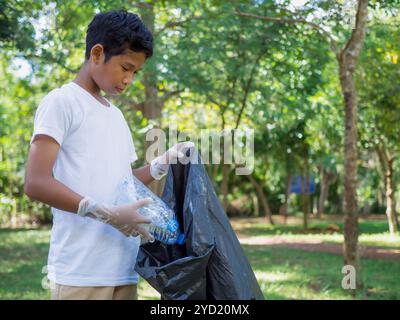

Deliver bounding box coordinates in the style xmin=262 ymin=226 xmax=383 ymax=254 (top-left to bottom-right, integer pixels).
xmin=0 ymin=0 xmax=399 ymax=299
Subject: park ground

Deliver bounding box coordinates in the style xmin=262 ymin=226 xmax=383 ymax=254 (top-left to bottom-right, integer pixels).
xmin=0 ymin=215 xmax=399 ymax=300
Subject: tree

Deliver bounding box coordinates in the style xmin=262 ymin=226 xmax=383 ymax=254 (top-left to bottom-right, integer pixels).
xmin=168 ymin=2 xmax=277 ymax=211
xmin=237 ymin=0 xmax=370 ymax=289
xmin=358 ymin=18 xmax=400 ymax=235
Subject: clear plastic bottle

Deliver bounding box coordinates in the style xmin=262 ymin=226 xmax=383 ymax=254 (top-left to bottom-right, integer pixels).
xmin=113 ymin=173 xmax=185 ymax=245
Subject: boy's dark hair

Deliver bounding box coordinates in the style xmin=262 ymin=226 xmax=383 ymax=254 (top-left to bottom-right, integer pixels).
xmin=85 ymin=10 xmax=153 ymax=62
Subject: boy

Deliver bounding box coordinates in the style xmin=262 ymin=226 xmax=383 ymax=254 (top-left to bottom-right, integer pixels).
xmin=24 ymin=10 xmax=192 ymax=300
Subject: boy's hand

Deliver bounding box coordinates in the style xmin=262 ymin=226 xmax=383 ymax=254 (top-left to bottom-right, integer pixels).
xmin=78 ymin=197 xmax=155 ymax=242
xmin=150 ymin=141 xmax=195 ymax=180
xmin=162 ymin=141 xmax=195 ymax=164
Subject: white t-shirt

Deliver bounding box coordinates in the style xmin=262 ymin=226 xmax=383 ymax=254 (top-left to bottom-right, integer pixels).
xmin=30 ymin=81 xmax=142 ymax=287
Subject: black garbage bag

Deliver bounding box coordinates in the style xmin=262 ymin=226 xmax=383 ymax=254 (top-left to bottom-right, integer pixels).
xmin=135 ymin=150 xmax=264 ymax=300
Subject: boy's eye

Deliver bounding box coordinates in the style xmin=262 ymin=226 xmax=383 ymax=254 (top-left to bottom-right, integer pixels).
xmin=121 ymin=66 xmax=139 ymax=75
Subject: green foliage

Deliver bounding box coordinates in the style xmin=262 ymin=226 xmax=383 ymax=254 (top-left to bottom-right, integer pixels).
xmin=1 ymin=0 xmax=400 ymax=223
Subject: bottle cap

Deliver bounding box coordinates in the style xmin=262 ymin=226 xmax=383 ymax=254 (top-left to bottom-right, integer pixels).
xmin=177 ymin=233 xmax=186 ymax=245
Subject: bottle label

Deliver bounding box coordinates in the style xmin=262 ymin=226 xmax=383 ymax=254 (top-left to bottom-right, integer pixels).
xmin=166 ymin=218 xmax=179 ymax=233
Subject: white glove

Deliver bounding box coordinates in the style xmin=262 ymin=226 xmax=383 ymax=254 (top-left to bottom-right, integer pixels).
xmin=150 ymin=141 xmax=195 ymax=180
xmin=77 ymin=196 xmax=155 ymax=242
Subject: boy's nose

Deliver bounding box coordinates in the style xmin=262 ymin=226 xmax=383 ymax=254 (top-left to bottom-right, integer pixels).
xmin=123 ymin=74 xmax=135 ymax=86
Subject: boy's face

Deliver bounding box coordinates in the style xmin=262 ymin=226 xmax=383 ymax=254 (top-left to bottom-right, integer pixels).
xmin=89 ymin=44 xmax=146 ymax=95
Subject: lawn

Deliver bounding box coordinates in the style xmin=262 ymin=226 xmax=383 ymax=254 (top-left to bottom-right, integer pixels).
xmin=0 ymin=219 xmax=399 ymax=300
xmin=231 ymin=216 xmax=400 ymax=248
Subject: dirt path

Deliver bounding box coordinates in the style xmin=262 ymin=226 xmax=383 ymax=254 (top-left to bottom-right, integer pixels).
xmin=237 ymin=236 xmax=400 ymax=261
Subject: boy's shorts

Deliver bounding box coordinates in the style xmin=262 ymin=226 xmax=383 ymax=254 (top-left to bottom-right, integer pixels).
xmin=50 ymin=283 xmax=138 ymax=300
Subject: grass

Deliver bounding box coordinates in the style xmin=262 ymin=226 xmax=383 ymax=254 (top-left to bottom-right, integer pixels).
xmin=0 ymin=220 xmax=399 ymax=300
xmin=245 ymin=245 xmax=400 ymax=300
xmin=0 ymin=228 xmax=50 ymax=299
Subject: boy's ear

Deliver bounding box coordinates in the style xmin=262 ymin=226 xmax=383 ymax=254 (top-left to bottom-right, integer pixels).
xmin=90 ymin=44 xmax=105 ymax=64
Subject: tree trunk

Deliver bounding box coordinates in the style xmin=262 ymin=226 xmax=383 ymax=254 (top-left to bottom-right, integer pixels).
xmin=317 ymin=169 xmax=331 ymax=219
xmin=247 ymin=174 xmax=274 ymax=224
xmin=252 ymin=193 xmax=259 ymax=217
xmin=340 ymin=65 xmax=362 ymax=290
xmin=140 ymin=3 xmax=164 ymax=195
xmin=376 ymin=146 xmax=399 ymax=235
xmin=140 ymin=2 xmax=160 ymax=122
xmin=301 ymin=152 xmax=309 ymax=230
xmin=385 ymin=159 xmax=399 ymax=235
xmin=9 ymin=175 xmax=17 ymax=228
xmin=337 ymin=0 xmax=369 ymax=290
xmin=280 ymin=173 xmax=292 ymax=224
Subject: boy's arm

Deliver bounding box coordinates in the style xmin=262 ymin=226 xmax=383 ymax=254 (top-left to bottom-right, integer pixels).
xmin=24 ymin=134 xmax=154 ymax=240
xmin=24 ymin=134 xmax=83 ymax=213
xmin=132 ymin=165 xmax=154 ymax=185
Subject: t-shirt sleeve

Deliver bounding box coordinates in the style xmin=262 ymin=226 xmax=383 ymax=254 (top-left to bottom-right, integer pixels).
xmin=30 ymin=90 xmax=72 ymax=146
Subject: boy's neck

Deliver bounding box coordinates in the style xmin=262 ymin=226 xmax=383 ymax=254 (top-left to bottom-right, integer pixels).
xmin=73 ymin=62 xmax=101 ymax=96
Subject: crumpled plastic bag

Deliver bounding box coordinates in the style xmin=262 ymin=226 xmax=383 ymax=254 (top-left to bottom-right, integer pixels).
xmin=135 ymin=150 xmax=264 ymax=300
